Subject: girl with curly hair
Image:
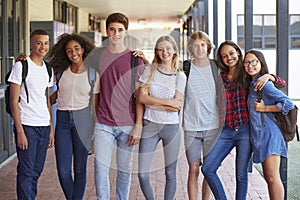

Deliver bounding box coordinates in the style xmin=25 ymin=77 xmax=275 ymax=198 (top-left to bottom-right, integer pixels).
xmin=48 ymin=33 xmax=99 ymax=200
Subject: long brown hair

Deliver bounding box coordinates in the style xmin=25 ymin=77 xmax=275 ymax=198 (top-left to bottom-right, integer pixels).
xmin=216 ymin=40 xmax=248 ymax=88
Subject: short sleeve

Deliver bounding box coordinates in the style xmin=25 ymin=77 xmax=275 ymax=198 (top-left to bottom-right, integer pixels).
xmin=139 ymin=65 xmax=151 ymax=84
xmin=48 ymin=67 xmax=54 ymax=88
xmin=93 ymin=71 xmax=100 ymax=94
xmin=84 ymin=47 xmax=104 ymax=70
xmin=135 ymin=57 xmax=145 ymax=81
xmin=176 ymin=71 xmax=187 ymax=94
xmin=8 ymin=61 xmax=23 ymax=85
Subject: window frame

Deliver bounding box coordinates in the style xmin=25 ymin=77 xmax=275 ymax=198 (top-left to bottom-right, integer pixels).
xmin=237 ymin=14 xmax=300 ymax=49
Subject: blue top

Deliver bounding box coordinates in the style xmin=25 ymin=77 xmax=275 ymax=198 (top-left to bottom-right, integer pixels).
xmin=247 ymin=75 xmax=294 ymax=163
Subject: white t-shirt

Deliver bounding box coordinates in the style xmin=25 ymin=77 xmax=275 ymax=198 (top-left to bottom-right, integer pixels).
xmin=8 ymin=57 xmax=54 ymax=126
xmin=183 ymin=63 xmax=219 ymax=131
xmin=139 ymin=66 xmax=186 ymax=124
xmin=57 ymin=67 xmax=100 ymax=110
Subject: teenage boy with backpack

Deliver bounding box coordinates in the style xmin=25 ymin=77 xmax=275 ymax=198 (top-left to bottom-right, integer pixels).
xmin=8 ymin=29 xmax=54 ymax=199
xmin=88 ymin=12 xmax=144 ymax=200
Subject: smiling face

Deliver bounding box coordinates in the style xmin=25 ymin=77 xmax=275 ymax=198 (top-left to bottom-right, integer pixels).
xmin=30 ymin=34 xmax=50 ymax=58
xmin=243 ymin=53 xmax=261 ymax=79
xmin=220 ymin=45 xmax=240 ymax=69
xmin=107 ymin=22 xmax=127 ymax=46
xmin=65 ymin=40 xmax=84 ymax=65
xmin=155 ymin=40 xmax=176 ymax=65
xmin=191 ymin=39 xmax=208 ymax=60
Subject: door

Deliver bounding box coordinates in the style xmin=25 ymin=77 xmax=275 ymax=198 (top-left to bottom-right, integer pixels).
xmin=0 ymin=0 xmax=26 ymax=163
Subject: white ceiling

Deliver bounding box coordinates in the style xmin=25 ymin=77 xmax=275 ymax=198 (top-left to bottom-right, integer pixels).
xmin=66 ymin=0 xmax=196 ymax=30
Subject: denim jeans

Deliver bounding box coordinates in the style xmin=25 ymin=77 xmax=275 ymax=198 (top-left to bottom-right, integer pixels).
xmin=138 ymin=120 xmax=181 ymax=200
xmin=94 ymin=122 xmax=134 ymax=200
xmin=14 ymin=125 xmax=50 ymax=200
xmin=55 ymin=109 xmax=92 ymax=200
xmin=201 ymin=124 xmax=252 ymax=200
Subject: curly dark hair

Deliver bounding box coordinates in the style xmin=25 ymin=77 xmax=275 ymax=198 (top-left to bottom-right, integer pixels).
xmin=47 ymin=33 xmax=95 ymax=74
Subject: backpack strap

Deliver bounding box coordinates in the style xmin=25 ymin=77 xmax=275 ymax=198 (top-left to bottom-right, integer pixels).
xmin=183 ymin=59 xmax=218 ymax=81
xmin=292 ymin=105 xmax=299 ymax=142
xmin=55 ymin=67 xmax=96 ymax=107
xmin=256 ymin=90 xmax=267 ymax=126
xmin=55 ymin=70 xmax=64 ymax=90
xmin=84 ymin=47 xmax=105 ymax=109
xmin=44 ymin=61 xmax=52 ymax=82
xmin=88 ymin=67 xmax=96 ymax=107
xmin=131 ymin=53 xmax=139 ymax=113
xmin=20 ymin=60 xmax=29 ymax=103
xmin=296 ymin=125 xmax=299 ymax=141
xmin=85 ymin=46 xmax=105 ymax=73
xmin=56 ymin=68 xmax=96 ymax=87
xmin=88 ymin=67 xmax=96 ymax=87
xmin=183 ymin=60 xmax=191 ymax=80
xmin=15 ymin=60 xmax=51 ymax=103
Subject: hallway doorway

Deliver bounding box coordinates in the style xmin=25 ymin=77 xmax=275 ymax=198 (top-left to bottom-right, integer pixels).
xmin=0 ymin=0 xmax=26 ymax=163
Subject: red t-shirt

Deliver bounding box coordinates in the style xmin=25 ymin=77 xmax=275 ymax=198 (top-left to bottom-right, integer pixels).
xmin=96 ymin=48 xmax=143 ymax=126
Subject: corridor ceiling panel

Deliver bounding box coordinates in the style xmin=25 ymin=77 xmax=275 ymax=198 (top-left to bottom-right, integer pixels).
xmin=66 ymin=0 xmax=196 ymax=29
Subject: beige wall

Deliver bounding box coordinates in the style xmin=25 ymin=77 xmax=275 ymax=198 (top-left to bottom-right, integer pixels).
xmin=77 ymin=9 xmax=89 ymax=32
xmin=29 ymin=0 xmax=53 ymax=21
xmin=27 ymin=0 xmax=95 ymax=33
xmin=100 ymin=19 xmax=107 ymax=36
xmin=26 ymin=0 xmax=52 ymax=53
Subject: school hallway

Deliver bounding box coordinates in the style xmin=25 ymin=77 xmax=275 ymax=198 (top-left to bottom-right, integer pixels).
xmin=0 ymin=131 xmax=270 ymax=200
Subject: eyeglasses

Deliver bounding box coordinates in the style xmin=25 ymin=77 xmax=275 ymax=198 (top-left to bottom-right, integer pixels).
xmin=243 ymin=60 xmax=259 ymax=67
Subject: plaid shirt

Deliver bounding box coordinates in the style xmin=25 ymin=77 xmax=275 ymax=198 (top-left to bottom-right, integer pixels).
xmin=221 ymin=72 xmax=249 ymax=128
xmin=221 ymin=72 xmax=286 ymax=128
xmin=272 ymin=74 xmax=286 ymax=89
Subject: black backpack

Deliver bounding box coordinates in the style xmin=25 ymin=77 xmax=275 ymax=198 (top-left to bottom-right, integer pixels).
xmin=183 ymin=59 xmax=218 ymax=81
xmin=257 ymin=90 xmax=299 ymax=142
xmin=5 ymin=60 xmax=52 ymax=116
xmin=130 ymin=52 xmax=139 ymax=113
xmin=183 ymin=60 xmax=192 ymax=80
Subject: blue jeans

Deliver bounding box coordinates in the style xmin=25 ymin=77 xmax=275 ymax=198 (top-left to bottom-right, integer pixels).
xmin=55 ymin=109 xmax=93 ymax=200
xmin=14 ymin=125 xmax=50 ymax=200
xmin=94 ymin=122 xmax=134 ymax=200
xmin=138 ymin=121 xmax=181 ymax=200
xmin=201 ymin=124 xmax=252 ymax=200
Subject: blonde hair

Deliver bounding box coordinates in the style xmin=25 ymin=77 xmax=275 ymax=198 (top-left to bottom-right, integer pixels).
xmin=145 ymin=35 xmax=181 ymax=91
xmin=187 ymin=31 xmax=215 ymax=57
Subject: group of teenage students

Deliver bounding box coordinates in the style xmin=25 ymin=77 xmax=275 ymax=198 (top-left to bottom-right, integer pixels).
xmin=9 ymin=11 xmax=294 ymax=200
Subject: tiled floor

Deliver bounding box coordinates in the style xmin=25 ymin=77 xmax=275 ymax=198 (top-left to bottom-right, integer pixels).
xmin=0 ymin=138 xmax=269 ymax=200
